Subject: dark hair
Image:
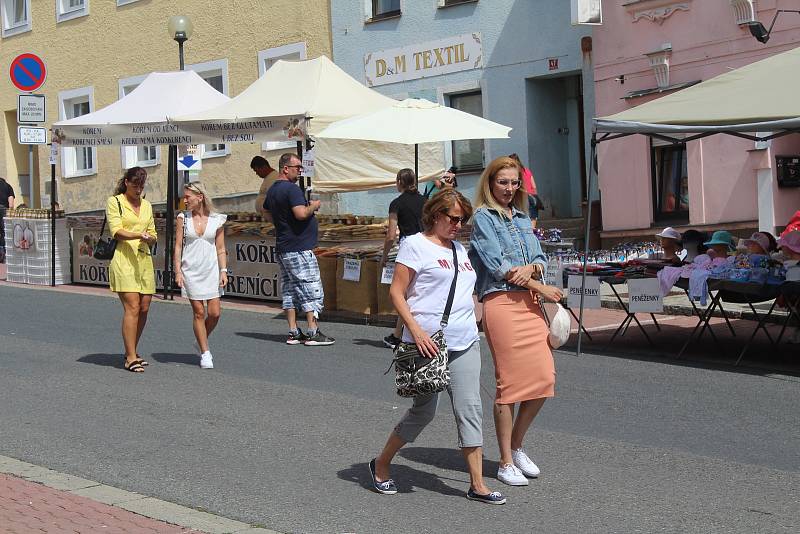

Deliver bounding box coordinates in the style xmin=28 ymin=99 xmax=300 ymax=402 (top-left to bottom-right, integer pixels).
xmin=278 ymin=152 xmax=299 ymax=170
xmin=421 ymin=189 xmax=473 ymax=231
xmin=759 ymin=231 xmax=778 ymax=252
xmin=508 ymin=153 xmax=523 ymax=166
xmin=396 ymin=168 xmax=417 ymax=192
xmin=250 ymin=156 xmax=269 ymax=170
xmin=681 ymin=229 xmax=708 ymax=254
xmin=114 ymin=167 xmax=147 ymax=195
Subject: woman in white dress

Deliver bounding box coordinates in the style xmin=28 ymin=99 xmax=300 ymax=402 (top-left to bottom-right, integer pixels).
xmin=174 ymin=182 xmax=228 ymax=369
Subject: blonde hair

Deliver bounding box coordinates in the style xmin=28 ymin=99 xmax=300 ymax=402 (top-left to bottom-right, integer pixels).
xmin=184 ymin=181 xmax=216 ymax=215
xmin=473 ymin=156 xmax=529 ymax=218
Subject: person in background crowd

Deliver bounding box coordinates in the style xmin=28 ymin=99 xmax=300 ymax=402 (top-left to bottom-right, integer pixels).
xmin=422 ymin=166 xmax=457 ymax=199
xmin=680 ymin=229 xmax=708 ymax=263
xmin=703 ymin=230 xmax=737 ymax=259
xmin=0 ymin=177 xmax=15 ymax=264
xmin=655 ymin=227 xmax=683 ymax=263
xmin=264 ymin=153 xmax=334 ymax=346
xmin=251 ymin=156 xmax=278 ymax=218
xmin=369 ymin=189 xmax=506 ymax=505
xmin=469 ymin=156 xmax=563 ymax=487
xmin=781 ymin=210 xmax=800 ymax=238
xmin=741 ymin=231 xmax=778 ymax=256
xmin=174 ymin=182 xmax=228 ymax=369
xmin=380 ymin=168 xmax=426 ymax=349
xmin=509 ymin=153 xmax=541 ymax=226
xmin=108 ymin=167 xmax=157 ymax=373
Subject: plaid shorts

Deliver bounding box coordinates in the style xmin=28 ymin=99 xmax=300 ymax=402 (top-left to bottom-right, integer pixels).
xmin=277 ymin=250 xmax=324 ymax=315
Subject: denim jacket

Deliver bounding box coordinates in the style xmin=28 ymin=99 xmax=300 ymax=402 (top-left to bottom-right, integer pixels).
xmin=468 ymin=206 xmax=547 ymax=301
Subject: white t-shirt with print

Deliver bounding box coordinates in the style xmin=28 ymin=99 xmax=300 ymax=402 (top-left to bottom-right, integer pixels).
xmin=396 ymin=233 xmax=479 ymax=351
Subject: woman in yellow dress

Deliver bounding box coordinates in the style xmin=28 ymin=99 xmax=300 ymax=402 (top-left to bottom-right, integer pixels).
xmin=107 ymin=167 xmax=157 ymax=373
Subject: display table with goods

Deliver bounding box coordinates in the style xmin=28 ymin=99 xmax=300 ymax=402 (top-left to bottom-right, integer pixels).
xmin=4 ymin=208 xmax=71 ymax=285
xmin=67 ymin=212 xmax=389 ymax=303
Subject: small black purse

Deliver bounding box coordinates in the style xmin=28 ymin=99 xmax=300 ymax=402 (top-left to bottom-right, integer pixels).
xmin=93 ymin=197 xmax=122 ymax=260
xmin=386 ymin=241 xmax=459 ymax=398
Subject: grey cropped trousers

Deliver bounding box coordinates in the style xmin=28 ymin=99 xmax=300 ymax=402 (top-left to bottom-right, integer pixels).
xmin=393 ymin=341 xmax=483 ymax=448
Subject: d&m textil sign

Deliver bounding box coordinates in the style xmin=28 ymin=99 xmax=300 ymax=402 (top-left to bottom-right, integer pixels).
xmin=365 ymin=33 xmax=483 ymax=87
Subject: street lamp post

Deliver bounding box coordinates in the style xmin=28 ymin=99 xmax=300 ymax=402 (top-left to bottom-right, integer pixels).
xmin=163 ymin=15 xmax=193 ymax=299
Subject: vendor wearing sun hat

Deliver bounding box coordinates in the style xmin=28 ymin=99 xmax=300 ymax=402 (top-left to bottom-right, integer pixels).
xmin=704 ymin=230 xmax=736 ymax=259
xmin=655 ymin=226 xmax=683 ymax=262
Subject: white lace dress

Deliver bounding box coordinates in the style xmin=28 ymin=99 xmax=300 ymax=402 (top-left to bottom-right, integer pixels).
xmin=178 ymin=211 xmax=227 ymax=300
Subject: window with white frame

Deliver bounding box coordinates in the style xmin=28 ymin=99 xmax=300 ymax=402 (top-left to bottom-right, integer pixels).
xmin=56 ymin=0 xmax=88 ymax=23
xmin=116 ymin=0 xmax=140 ymax=5
xmin=366 ymin=0 xmax=401 ymax=21
xmin=448 ymin=90 xmax=484 ymax=171
xmin=58 ymin=87 xmax=96 ymax=178
xmin=258 ymin=42 xmax=307 ymax=151
xmin=1 ymin=0 xmax=31 ymax=37
xmin=119 ymin=75 xmax=159 ymax=168
xmin=187 ymin=59 xmax=229 ymax=158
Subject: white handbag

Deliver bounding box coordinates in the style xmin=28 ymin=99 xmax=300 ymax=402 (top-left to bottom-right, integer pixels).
xmin=547 ymin=303 xmax=571 ymax=349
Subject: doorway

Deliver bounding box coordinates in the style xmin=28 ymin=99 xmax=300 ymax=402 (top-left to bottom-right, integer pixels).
xmin=4 ymin=110 xmax=39 ymax=208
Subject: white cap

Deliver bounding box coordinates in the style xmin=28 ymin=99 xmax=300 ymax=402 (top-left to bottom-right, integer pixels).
xmin=655 ymin=227 xmax=681 ymax=241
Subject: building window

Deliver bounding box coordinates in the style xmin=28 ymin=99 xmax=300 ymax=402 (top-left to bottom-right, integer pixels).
xmin=116 ymin=0 xmax=140 ymax=5
xmin=367 ymin=0 xmax=401 ymax=21
xmin=119 ymin=75 xmax=160 ymax=168
xmin=651 ymin=142 xmax=689 ymax=222
xmin=56 ymin=0 xmax=88 ymax=23
xmin=1 ymin=0 xmax=31 ymax=37
xmin=439 ymin=0 xmax=478 ymax=7
xmin=187 ymin=59 xmax=230 ymax=158
xmin=448 ymin=91 xmax=484 ymax=172
xmin=258 ymin=42 xmax=307 ymax=152
xmin=58 ymin=87 xmax=96 ymax=178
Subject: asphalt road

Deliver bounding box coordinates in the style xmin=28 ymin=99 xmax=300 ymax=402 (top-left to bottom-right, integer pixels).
xmin=1 ymin=285 xmax=798 ymax=533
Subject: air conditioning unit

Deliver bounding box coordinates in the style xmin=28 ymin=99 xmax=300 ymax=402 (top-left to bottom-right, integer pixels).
xmin=776 ymin=155 xmax=800 ymax=188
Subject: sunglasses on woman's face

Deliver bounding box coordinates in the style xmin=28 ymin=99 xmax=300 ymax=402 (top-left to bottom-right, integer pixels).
xmin=442 ymin=212 xmax=467 ymax=225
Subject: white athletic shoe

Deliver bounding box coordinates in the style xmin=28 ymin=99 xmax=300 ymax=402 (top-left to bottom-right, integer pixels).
xmin=512 ymin=448 xmax=540 ymax=478
xmin=200 ymin=352 xmax=214 ymax=369
xmin=497 ymin=463 xmax=529 ymax=486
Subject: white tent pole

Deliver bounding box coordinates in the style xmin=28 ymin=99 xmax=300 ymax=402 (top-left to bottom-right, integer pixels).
xmin=576 ymin=133 xmax=598 ymax=357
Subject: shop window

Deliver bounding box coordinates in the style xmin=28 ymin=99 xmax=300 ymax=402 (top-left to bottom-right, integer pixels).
xmin=368 ymin=0 xmax=401 ymax=21
xmin=56 ymin=0 xmax=88 ymax=23
xmin=58 ymin=87 xmax=96 ymax=178
xmin=651 ymin=142 xmax=689 ymax=222
xmin=258 ymin=42 xmax=307 ymax=152
xmin=1 ymin=0 xmax=31 ymax=37
xmin=448 ymin=91 xmax=485 ymax=172
xmin=119 ymin=75 xmax=160 ymax=169
xmin=187 ymin=59 xmax=230 ymax=159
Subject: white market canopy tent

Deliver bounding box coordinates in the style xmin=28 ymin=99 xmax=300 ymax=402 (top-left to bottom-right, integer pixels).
xmin=52 ymin=71 xmax=251 ymax=146
xmin=174 ymin=56 xmax=445 ymax=192
xmin=595 ymin=45 xmax=800 ymax=136
xmin=574 ymin=46 xmax=800 ymax=356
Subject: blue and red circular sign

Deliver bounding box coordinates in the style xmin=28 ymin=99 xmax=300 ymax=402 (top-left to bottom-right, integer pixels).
xmin=9 ymin=53 xmax=46 ymax=92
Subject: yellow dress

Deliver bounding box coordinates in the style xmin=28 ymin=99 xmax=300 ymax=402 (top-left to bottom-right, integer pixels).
xmin=107 ymin=194 xmax=157 ymax=294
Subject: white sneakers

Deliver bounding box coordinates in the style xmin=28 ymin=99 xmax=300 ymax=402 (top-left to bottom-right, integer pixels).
xmin=497 ymin=449 xmax=541 ymax=486
xmin=199 ymin=351 xmax=214 ymax=369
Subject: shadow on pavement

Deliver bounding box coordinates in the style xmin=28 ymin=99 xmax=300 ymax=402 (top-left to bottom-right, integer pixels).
xmin=150 ymin=352 xmax=199 ymax=366
xmin=352 ymin=338 xmax=387 ymax=349
xmin=235 ymin=331 xmax=287 ymax=343
xmin=337 ymin=461 xmax=465 ymax=497
xmin=399 ymin=446 xmax=500 ymax=476
xmin=77 ymin=353 xmax=122 ymax=368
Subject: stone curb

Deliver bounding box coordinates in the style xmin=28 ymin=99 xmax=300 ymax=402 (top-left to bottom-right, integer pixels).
xmin=0 ymin=454 xmax=280 ymax=534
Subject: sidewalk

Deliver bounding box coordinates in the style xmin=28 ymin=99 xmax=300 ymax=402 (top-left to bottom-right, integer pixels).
xmin=0 ymin=456 xmax=275 ymax=534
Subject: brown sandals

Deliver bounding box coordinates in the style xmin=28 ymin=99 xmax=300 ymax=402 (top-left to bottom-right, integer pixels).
xmin=124 ymin=358 xmax=145 ymax=373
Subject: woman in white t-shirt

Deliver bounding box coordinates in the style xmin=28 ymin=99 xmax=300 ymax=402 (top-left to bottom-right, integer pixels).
xmin=367 ymin=189 xmax=506 ymax=505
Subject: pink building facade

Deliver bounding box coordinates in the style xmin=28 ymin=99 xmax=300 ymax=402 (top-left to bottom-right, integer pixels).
xmin=593 ymin=0 xmax=800 ymax=236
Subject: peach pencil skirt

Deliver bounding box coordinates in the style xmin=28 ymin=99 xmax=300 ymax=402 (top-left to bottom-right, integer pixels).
xmin=482 ymin=290 xmax=555 ymax=404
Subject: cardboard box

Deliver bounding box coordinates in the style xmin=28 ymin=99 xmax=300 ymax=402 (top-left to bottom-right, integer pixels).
xmin=317 ymin=255 xmax=338 ymax=311
xmin=336 ymin=256 xmax=378 ymax=314
xmin=375 ymin=262 xmax=397 ymax=316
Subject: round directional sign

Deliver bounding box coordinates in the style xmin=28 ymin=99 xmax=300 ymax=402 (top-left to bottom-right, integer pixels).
xmin=9 ymin=53 xmax=47 ymax=92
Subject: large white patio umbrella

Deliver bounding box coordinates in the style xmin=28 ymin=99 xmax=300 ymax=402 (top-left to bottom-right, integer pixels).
xmin=316 ymin=98 xmax=511 ymax=180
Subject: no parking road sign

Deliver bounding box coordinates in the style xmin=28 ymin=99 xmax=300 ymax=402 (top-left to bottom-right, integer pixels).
xmin=9 ymin=53 xmax=47 ymax=92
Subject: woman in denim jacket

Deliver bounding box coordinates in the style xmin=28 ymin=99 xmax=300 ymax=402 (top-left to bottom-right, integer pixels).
xmin=469 ymin=156 xmax=563 ymax=487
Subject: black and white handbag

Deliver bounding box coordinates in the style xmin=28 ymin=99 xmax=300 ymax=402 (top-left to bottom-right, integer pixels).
xmin=387 ymin=242 xmax=459 ymax=398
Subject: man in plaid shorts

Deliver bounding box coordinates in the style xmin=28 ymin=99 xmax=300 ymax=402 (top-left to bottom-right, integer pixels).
xmin=263 ymin=153 xmax=335 ymax=346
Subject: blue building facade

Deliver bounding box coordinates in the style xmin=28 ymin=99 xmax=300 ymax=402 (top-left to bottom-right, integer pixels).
xmin=330 ymin=0 xmax=596 ymax=219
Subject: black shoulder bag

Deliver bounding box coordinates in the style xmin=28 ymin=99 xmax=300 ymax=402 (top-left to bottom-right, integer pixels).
xmin=93 ymin=197 xmax=122 ymax=260
xmin=387 ymin=241 xmax=459 ymax=397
